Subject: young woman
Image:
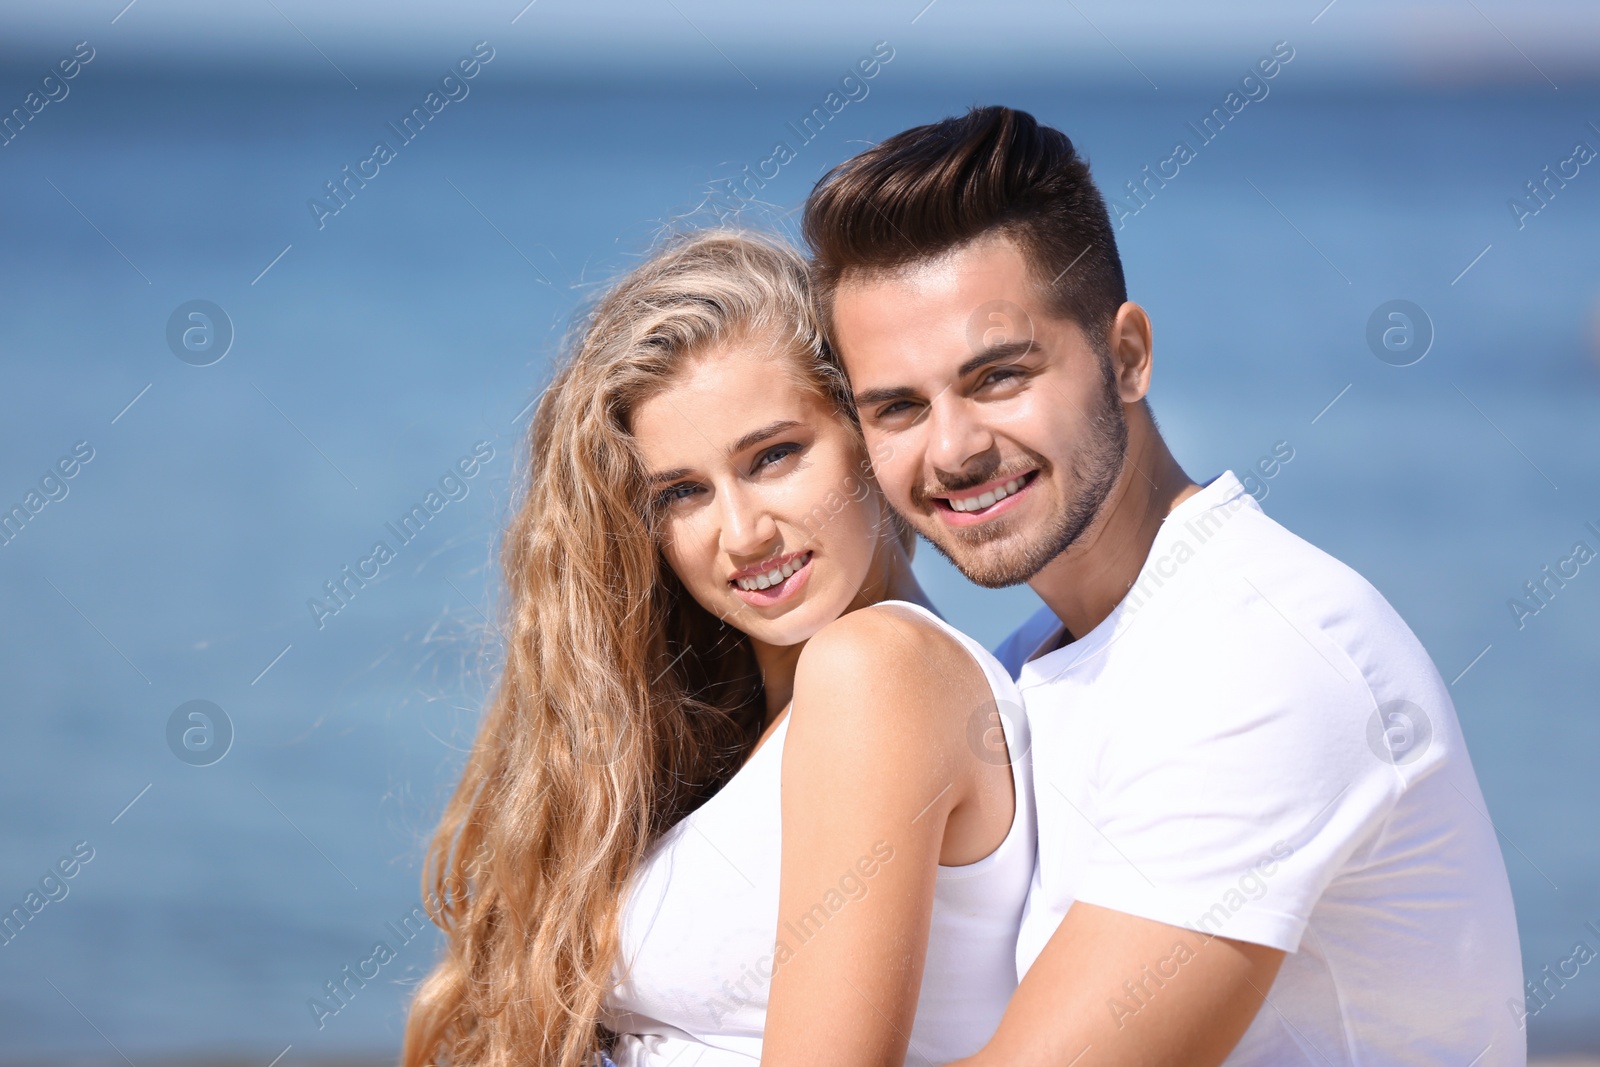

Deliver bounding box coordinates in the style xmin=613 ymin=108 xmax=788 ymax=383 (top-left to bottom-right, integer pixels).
xmin=401 ymin=230 xmax=1034 ymax=1067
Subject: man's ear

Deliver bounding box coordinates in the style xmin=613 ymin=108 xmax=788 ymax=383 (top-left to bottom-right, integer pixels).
xmin=1107 ymin=301 xmax=1154 ymax=404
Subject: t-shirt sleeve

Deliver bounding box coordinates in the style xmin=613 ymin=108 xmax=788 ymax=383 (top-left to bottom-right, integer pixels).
xmin=1057 ymin=583 xmax=1406 ymax=953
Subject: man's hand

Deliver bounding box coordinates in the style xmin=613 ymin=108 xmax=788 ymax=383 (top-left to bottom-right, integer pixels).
xmin=954 ymin=902 xmax=1284 ymax=1067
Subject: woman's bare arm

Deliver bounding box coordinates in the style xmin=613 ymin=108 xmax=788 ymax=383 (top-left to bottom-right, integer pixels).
xmin=761 ymin=604 xmax=1001 ymax=1067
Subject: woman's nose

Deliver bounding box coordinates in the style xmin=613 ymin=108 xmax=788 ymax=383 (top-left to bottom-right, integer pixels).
xmin=717 ymin=484 xmax=780 ymax=559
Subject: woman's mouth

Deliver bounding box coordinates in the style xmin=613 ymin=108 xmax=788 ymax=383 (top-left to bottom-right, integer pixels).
xmin=936 ymin=471 xmax=1038 ymax=524
xmin=730 ymin=550 xmax=814 ymax=606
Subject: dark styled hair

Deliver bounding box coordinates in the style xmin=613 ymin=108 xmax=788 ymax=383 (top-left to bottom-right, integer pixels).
xmin=802 ymin=105 xmax=1127 ymax=350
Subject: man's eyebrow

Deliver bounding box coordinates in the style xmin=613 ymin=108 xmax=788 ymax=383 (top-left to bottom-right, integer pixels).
xmin=852 ymin=384 xmax=918 ymax=408
xmin=853 ymin=339 xmax=1042 ymax=410
xmin=955 ymin=338 xmax=1041 ymax=379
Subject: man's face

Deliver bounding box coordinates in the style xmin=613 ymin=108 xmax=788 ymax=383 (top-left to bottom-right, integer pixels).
xmin=830 ymin=232 xmax=1129 ymax=588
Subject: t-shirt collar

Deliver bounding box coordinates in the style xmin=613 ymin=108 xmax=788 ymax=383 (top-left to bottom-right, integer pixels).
xmin=1016 ymin=470 xmax=1256 ymax=683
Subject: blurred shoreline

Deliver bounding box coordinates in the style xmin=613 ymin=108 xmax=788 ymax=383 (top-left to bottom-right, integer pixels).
xmin=3 ymin=44 xmax=1597 ymax=1063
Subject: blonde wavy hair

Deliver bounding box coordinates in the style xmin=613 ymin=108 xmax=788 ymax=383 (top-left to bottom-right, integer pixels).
xmin=401 ymin=230 xmax=869 ymax=1067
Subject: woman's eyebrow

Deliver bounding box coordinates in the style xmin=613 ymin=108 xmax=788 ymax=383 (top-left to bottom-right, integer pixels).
xmin=727 ymin=419 xmax=801 ymax=456
xmin=645 ymin=419 xmax=800 ymax=483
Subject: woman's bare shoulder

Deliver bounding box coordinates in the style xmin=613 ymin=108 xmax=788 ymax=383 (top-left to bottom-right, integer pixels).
xmin=791 ymin=602 xmax=993 ymax=743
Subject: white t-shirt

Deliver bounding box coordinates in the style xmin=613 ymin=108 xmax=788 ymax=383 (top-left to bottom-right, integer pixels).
xmin=603 ymin=601 xmax=1036 ymax=1066
xmin=997 ymin=471 xmax=1525 ymax=1067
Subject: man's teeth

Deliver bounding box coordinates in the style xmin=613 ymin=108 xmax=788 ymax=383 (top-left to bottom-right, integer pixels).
xmin=949 ymin=477 xmax=1025 ymax=513
xmin=736 ymin=552 xmax=812 ymax=592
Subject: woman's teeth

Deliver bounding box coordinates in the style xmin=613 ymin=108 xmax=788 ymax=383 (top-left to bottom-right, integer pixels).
xmin=735 ymin=551 xmax=812 ymax=592
xmin=948 ymin=476 xmax=1025 ymax=513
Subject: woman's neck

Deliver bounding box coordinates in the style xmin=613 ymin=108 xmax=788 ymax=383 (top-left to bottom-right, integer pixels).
xmin=750 ymin=535 xmax=930 ymax=726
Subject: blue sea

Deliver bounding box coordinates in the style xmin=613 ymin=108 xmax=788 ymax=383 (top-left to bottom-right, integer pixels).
xmin=2 ymin=43 xmax=1598 ymax=1062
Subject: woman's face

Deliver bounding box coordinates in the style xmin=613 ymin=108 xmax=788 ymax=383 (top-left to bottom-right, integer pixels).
xmin=630 ymin=335 xmax=889 ymax=650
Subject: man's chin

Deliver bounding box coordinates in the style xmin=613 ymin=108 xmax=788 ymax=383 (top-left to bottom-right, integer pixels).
xmin=915 ymin=520 xmax=1050 ymax=590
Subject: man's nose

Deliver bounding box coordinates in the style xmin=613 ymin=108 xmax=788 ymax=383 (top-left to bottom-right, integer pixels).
xmin=925 ymin=394 xmax=997 ymax=476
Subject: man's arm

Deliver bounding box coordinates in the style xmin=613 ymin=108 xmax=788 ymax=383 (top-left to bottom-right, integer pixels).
xmin=959 ymin=569 xmax=1409 ymax=1066
xmin=952 ymin=903 xmax=1283 ymax=1067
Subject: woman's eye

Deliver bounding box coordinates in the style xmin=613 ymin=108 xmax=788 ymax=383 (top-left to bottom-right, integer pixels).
xmin=657 ymin=483 xmax=700 ymax=507
xmin=754 ymin=443 xmax=800 ymax=471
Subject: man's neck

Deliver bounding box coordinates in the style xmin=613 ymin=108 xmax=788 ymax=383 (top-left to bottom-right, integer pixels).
xmin=1028 ymin=417 xmax=1200 ymax=644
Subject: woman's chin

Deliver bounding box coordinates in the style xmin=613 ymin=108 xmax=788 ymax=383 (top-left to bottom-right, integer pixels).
xmin=739 ymin=617 xmax=821 ymax=649
xmin=728 ymin=598 xmax=843 ymax=649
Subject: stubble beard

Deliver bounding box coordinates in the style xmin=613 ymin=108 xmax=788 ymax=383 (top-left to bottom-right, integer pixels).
xmin=909 ymin=364 xmax=1130 ymax=590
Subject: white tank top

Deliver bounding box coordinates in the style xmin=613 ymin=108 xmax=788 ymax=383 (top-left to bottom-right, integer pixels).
xmin=601 ymin=602 xmax=1035 ymax=1067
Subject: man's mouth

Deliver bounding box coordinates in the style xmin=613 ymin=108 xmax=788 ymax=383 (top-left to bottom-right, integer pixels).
xmin=934 ymin=471 xmax=1038 ymax=519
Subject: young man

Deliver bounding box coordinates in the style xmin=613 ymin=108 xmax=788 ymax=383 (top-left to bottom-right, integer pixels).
xmin=803 ymin=106 xmax=1525 ymax=1066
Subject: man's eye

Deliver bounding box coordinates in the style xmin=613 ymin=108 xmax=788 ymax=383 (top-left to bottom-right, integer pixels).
xmin=876 ymin=401 xmax=914 ymax=419
xmin=981 ymin=368 xmax=1022 ymax=387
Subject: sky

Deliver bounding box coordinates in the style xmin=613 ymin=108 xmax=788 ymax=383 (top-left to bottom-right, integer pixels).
xmin=4 ymin=0 xmax=1599 ymax=85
